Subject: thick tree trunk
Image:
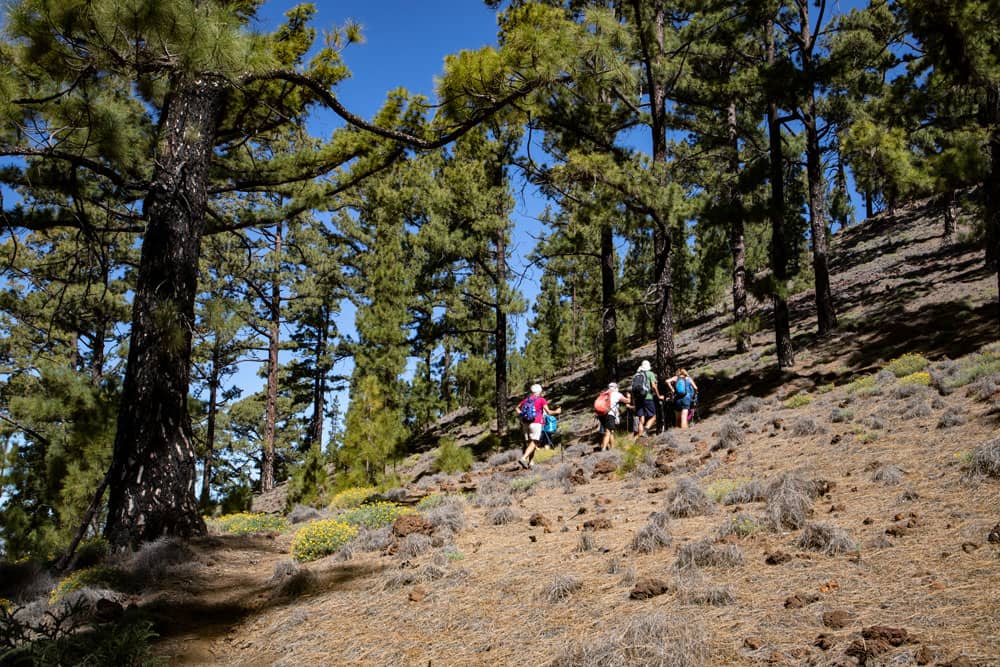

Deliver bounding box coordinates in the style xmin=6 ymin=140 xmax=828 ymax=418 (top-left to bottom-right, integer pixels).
xmin=727 ymin=101 xmax=749 ymax=354
xmin=104 ymin=76 xmax=223 ymax=550
xmin=262 ymin=221 xmax=282 ymax=492
xmin=600 ymin=221 xmax=618 ymax=381
xmin=985 ymin=84 xmax=1000 ymax=331
xmin=767 ymin=22 xmax=794 ymax=369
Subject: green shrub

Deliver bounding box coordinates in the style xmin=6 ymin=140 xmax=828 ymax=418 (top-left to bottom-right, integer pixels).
xmin=510 ymin=475 xmax=541 ymax=493
xmin=416 ymin=493 xmax=447 ymax=511
xmin=885 ymin=353 xmax=929 ymax=377
xmin=532 ymin=447 xmax=558 ymax=465
xmin=336 ymin=501 xmax=413 ymax=529
xmin=846 ymin=374 xmax=877 ymax=394
xmin=433 ymin=438 xmax=474 ymax=474
xmin=291 ymin=520 xmax=359 ymax=562
xmin=214 ymin=512 xmax=287 ymax=535
xmin=329 ymin=486 xmax=377 ymax=510
xmin=948 ymin=347 xmax=1000 ymax=388
xmin=705 ymin=479 xmax=747 ymax=504
xmin=619 ymin=440 xmax=652 ymax=475
xmin=816 ymin=383 xmax=835 ymax=394
xmin=783 ymin=393 xmax=812 ymax=409
xmin=50 ymin=566 xmax=127 ymax=603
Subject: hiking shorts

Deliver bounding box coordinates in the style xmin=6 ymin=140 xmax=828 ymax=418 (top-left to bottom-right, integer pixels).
xmin=601 ymin=414 xmax=619 ymax=431
xmin=522 ymin=421 xmax=542 ymax=442
xmin=636 ymin=399 xmax=657 ymax=417
xmin=674 ymin=397 xmax=693 ymax=411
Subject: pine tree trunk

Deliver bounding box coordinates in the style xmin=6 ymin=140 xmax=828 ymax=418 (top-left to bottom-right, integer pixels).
xmin=600 ymin=222 xmax=618 ymax=381
xmin=727 ymin=101 xmax=749 ymax=354
xmin=767 ymin=21 xmax=794 ymax=369
xmin=200 ymin=340 xmax=221 ymax=509
xmin=985 ymin=84 xmax=1000 ymax=332
xmin=262 ymin=221 xmax=282 ymax=492
xmin=307 ymin=304 xmax=329 ymax=452
xmin=104 ymin=76 xmax=223 ymax=550
xmin=495 ymin=226 xmax=509 ymax=438
xmin=805 ymin=102 xmax=837 ymax=336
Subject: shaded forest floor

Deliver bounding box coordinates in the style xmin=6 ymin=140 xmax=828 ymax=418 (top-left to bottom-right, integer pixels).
xmin=146 ymin=199 xmax=999 ymax=665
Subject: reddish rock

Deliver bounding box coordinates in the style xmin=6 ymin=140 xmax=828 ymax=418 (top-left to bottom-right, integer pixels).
xmin=569 ymin=468 xmax=589 ymax=485
xmin=393 ymin=514 xmax=433 ymax=537
xmin=583 ymin=518 xmax=613 ymax=531
xmin=784 ymin=592 xmax=820 ymax=609
xmin=528 ymin=513 xmax=551 ymax=529
xmin=822 ymin=609 xmax=854 ymax=629
xmin=765 ymin=551 xmax=792 ymax=565
xmin=409 ymin=586 xmax=426 ymax=602
xmin=813 ymin=634 xmax=833 ymax=651
xmin=592 ymin=460 xmax=617 ymax=476
xmin=629 ymin=577 xmax=670 ymax=600
xmin=744 ymin=637 xmax=764 ymax=650
xmin=862 ymin=625 xmax=910 ymax=647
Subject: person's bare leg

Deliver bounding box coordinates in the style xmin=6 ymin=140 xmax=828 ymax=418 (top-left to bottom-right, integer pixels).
xmin=680 ymin=409 xmax=689 ymax=429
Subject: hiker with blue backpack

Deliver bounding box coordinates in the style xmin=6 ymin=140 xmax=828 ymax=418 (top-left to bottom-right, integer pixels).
xmin=516 ymin=384 xmax=561 ymax=468
xmin=631 ymin=360 xmax=664 ymax=437
xmin=666 ymin=369 xmax=699 ymax=429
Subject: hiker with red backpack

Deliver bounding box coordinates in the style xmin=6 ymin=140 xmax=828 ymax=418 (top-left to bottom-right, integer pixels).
xmin=516 ymin=384 xmax=561 ymax=468
xmin=593 ymin=382 xmax=632 ymax=451
xmin=666 ymin=369 xmax=699 ymax=429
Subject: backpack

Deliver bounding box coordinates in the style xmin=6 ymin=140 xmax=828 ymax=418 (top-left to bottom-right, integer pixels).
xmin=593 ymin=390 xmax=611 ymax=415
xmin=675 ymin=377 xmax=691 ymax=398
xmin=519 ymin=397 xmax=538 ymax=422
xmin=631 ymin=371 xmax=650 ymax=397
xmin=543 ymin=414 xmax=558 ymax=433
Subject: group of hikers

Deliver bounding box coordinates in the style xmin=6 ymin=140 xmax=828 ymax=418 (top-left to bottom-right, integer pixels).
xmin=515 ymin=360 xmax=698 ymax=468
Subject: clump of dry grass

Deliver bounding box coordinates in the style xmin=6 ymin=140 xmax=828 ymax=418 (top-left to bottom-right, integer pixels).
xmin=763 ymin=473 xmax=815 ymax=530
xmin=903 ymin=400 xmax=932 ymax=418
xmin=872 ymin=464 xmax=904 ymax=485
xmin=674 ymin=539 xmax=744 ymax=570
xmin=272 ymin=563 xmax=319 ymax=598
xmin=487 ymin=448 xmax=523 ymax=467
xmin=398 ymin=534 xmax=433 ymax=559
xmin=354 ymin=526 xmax=393 ymax=552
xmin=123 ymin=536 xmax=197 ymax=584
xmin=544 ymin=574 xmax=582 ymax=602
xmin=631 ymin=513 xmax=672 ymax=553
xmin=723 ymin=479 xmax=767 ymax=505
xmin=683 ymin=585 xmax=735 ymax=607
xmin=576 ymin=533 xmax=596 ymax=553
xmin=551 ymin=612 xmax=708 ymax=666
xmin=968 ymin=374 xmax=1000 ymax=401
xmin=381 ymin=487 xmax=409 ymax=502
xmin=791 ymin=417 xmax=826 ymax=436
xmin=380 ymin=564 xmax=446 ymax=591
xmin=797 ymin=522 xmax=857 ymax=554
xmin=731 ymin=397 xmax=765 ymax=416
xmin=717 ymin=513 xmax=761 ymax=539
xmin=712 ymin=419 xmax=745 ymax=451
xmin=664 ymin=478 xmax=713 ymax=518
xmin=489 ymin=507 xmax=517 ymax=525
xmin=864 ymin=415 xmax=886 ymax=430
xmin=830 ymin=407 xmax=854 ymax=423
xmin=964 ymin=437 xmax=1000 ymax=479
xmin=424 ymin=497 xmax=466 ymax=536
xmin=937 ymin=411 xmax=966 ymax=428
xmin=475 ymin=492 xmax=512 ymax=509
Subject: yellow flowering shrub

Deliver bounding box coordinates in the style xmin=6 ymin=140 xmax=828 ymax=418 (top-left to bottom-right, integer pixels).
xmin=899 ymin=371 xmax=931 ymax=386
xmin=846 ymin=374 xmax=877 ymax=394
xmin=214 ymin=512 xmax=287 ymax=535
xmin=0 ymin=597 xmax=13 ymax=613
xmin=291 ymin=520 xmax=359 ymax=562
xmin=783 ymin=393 xmax=812 ymax=408
xmin=50 ymin=566 xmax=125 ymax=603
xmin=885 ymin=353 xmax=929 ymax=377
xmin=336 ymin=501 xmax=413 ymax=529
xmin=329 ymin=486 xmax=377 ymax=510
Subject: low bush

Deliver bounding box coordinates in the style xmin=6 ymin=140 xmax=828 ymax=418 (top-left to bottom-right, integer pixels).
xmin=704 ymin=479 xmax=745 ymax=504
xmin=829 ymin=407 xmax=854 ymax=423
xmin=544 ymin=575 xmax=582 ymax=603
xmin=291 ymin=520 xmax=359 ymax=562
xmin=783 ymin=393 xmax=812 ymax=409
xmin=717 ymin=514 xmax=761 ymax=539
xmin=965 ymin=437 xmax=1000 ymax=479
xmin=50 ymin=566 xmax=128 ymax=604
xmin=551 ymin=612 xmax=708 ymax=667
xmin=712 ymin=420 xmax=745 ymax=451
xmin=797 ymin=522 xmax=856 ymax=555
xmin=885 ymin=352 xmax=929 ymax=377
xmin=433 ymin=438 xmax=474 ymax=474
xmin=763 ymin=473 xmax=813 ymax=530
xmin=510 ymin=475 xmax=541 ymax=493
xmin=336 ymin=502 xmax=413 ymax=530
xmin=872 ymin=464 xmax=904 ymax=486
xmin=846 ymin=374 xmax=877 ymax=395
xmin=631 ymin=516 xmax=672 ymax=554
xmin=723 ymin=480 xmax=767 ymax=505
xmin=619 ymin=440 xmax=653 ymax=476
xmin=214 ymin=512 xmax=287 ymax=535
xmin=489 ymin=507 xmax=517 ymax=525
xmin=674 ymin=539 xmax=744 ymax=570
xmin=328 ymin=486 xmax=378 ymax=510
xmin=664 ymin=478 xmax=713 ymax=518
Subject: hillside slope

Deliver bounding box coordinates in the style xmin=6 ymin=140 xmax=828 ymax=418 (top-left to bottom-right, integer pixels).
xmin=151 ymin=200 xmax=999 ymax=666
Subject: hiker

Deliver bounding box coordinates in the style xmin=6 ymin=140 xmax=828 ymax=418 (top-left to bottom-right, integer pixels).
xmin=631 ymin=360 xmax=664 ymax=437
xmin=541 ymin=412 xmax=559 ymax=449
xmin=598 ymin=382 xmax=632 ymax=451
xmin=666 ymin=368 xmax=699 ymax=429
xmin=516 ymin=384 xmax=561 ymax=468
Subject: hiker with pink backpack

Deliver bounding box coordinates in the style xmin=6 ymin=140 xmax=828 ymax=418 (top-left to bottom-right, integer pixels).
xmin=593 ymin=382 xmax=633 ymax=451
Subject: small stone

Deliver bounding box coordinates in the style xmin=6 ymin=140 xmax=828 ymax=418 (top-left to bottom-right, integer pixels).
xmin=743 ymin=636 xmax=764 ymax=650
xmin=960 ymin=542 xmax=979 ymax=553
xmin=988 ymin=522 xmax=1000 ymax=543
xmin=813 ymin=634 xmax=833 ymax=651
xmin=630 ymin=577 xmax=670 ymax=600
xmin=765 ymin=551 xmax=792 ymax=565
xmin=583 ymin=518 xmax=613 ymax=531
xmin=528 ymin=513 xmax=551 ymax=529
xmin=822 ymin=609 xmax=854 ymax=629
xmin=409 ymin=586 xmax=426 ymax=602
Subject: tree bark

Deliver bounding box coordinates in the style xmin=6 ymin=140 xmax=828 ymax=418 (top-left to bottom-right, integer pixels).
xmin=798 ymin=0 xmax=837 ymax=337
xmin=767 ymin=20 xmax=795 ymax=369
xmin=261 ymin=221 xmax=282 ymax=492
xmin=306 ymin=303 xmax=329 ymax=453
xmin=495 ymin=224 xmax=509 ymax=438
xmin=985 ymin=84 xmax=1000 ymax=331
xmin=600 ymin=221 xmax=619 ymax=381
xmin=104 ymin=76 xmax=223 ymax=550
xmin=727 ymin=101 xmax=749 ymax=354
xmin=199 ymin=339 xmax=221 ymax=509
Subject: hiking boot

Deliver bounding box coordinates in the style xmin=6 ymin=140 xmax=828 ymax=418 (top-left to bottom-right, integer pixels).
xmin=518 ymin=458 xmax=529 ymax=469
